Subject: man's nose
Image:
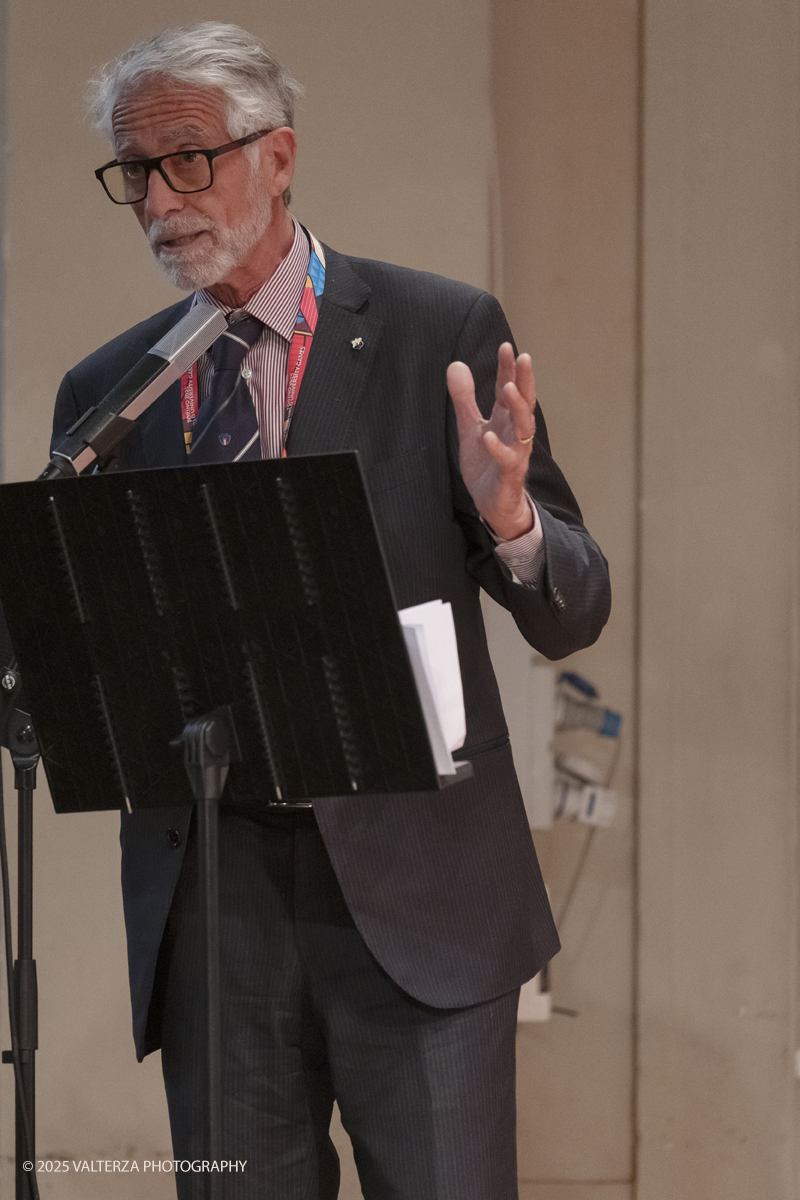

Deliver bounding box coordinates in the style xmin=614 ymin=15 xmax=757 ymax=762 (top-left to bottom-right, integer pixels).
xmin=143 ymin=168 xmax=185 ymax=220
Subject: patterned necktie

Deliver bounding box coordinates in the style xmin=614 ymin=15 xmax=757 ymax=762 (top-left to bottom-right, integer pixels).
xmin=189 ymin=311 xmax=264 ymax=463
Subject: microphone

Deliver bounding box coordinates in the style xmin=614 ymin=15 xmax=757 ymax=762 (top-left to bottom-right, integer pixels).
xmin=38 ymin=303 xmax=228 ymax=480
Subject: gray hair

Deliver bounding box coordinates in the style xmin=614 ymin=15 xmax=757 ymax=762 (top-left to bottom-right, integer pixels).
xmin=88 ymin=22 xmax=303 ymax=201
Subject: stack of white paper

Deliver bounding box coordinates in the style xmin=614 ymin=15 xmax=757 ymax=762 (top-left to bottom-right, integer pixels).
xmin=398 ymin=599 xmax=465 ymax=777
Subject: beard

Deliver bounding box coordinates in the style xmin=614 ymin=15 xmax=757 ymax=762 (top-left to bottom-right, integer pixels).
xmin=147 ymin=186 xmax=273 ymax=291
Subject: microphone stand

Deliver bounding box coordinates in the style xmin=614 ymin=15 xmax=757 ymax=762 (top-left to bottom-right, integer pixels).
xmin=0 ymin=666 xmax=41 ymax=1200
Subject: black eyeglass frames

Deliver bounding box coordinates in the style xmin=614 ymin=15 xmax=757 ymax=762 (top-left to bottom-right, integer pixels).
xmin=94 ymin=129 xmax=273 ymax=205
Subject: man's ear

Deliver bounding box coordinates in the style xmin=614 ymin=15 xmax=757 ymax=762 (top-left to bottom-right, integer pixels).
xmin=262 ymin=127 xmax=297 ymax=199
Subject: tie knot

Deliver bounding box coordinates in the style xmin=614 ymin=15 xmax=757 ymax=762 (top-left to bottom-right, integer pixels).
xmin=211 ymin=313 xmax=264 ymax=374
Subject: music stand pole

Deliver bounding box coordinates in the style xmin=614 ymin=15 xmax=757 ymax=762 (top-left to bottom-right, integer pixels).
xmin=13 ymin=748 xmax=37 ymax=1200
xmin=0 ymin=701 xmax=41 ymax=1200
xmin=177 ymin=712 xmax=234 ymax=1200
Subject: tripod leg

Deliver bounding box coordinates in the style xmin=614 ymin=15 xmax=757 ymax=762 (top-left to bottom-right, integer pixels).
xmin=179 ymin=714 xmax=231 ymax=1200
xmin=15 ymin=762 xmax=38 ymax=1200
xmin=196 ymin=791 xmax=221 ymax=1200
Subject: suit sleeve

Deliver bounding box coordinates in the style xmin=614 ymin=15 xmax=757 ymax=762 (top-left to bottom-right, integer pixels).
xmin=447 ymin=291 xmax=611 ymax=660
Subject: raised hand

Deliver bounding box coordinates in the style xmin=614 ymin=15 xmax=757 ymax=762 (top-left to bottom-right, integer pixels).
xmin=446 ymin=342 xmax=537 ymax=540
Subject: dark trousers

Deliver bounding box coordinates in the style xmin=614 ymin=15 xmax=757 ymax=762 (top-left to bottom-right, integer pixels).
xmin=156 ymin=807 xmax=520 ymax=1199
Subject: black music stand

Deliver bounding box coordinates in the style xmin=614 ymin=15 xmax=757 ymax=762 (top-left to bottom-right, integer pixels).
xmin=0 ymin=452 xmax=470 ymax=1198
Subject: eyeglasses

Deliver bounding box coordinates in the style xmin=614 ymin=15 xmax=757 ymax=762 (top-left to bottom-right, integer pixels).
xmin=94 ymin=129 xmax=273 ymax=205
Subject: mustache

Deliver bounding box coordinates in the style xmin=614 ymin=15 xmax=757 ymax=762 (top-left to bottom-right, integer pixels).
xmin=147 ymin=215 xmax=217 ymax=251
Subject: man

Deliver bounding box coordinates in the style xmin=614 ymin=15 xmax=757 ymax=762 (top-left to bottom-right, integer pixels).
xmin=52 ymin=22 xmax=610 ymax=1199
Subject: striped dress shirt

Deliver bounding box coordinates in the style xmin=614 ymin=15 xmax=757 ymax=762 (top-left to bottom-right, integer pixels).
xmin=195 ymin=219 xmax=310 ymax=459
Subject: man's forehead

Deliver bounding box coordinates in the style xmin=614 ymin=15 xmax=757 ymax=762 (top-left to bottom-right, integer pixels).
xmin=111 ymin=81 xmax=229 ymax=153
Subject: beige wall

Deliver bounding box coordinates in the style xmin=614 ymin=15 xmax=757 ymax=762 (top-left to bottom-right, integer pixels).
xmin=493 ymin=2 xmax=800 ymax=1197
xmin=491 ymin=1 xmax=638 ymax=1194
xmin=638 ymin=0 xmax=800 ymax=1197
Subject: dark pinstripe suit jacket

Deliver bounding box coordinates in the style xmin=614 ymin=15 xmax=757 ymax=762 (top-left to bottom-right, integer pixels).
xmin=52 ymin=246 xmax=611 ymax=1059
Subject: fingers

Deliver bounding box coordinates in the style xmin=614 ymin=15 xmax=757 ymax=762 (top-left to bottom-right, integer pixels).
xmin=502 ymin=379 xmax=537 ymax=444
xmin=447 ymin=361 xmax=483 ymax=434
xmin=450 ymin=348 xmax=538 ymax=445
xmin=495 ymin=344 xmax=536 ymax=417
xmin=495 ymin=342 xmax=517 ymax=408
xmin=498 ymin=350 xmax=536 ymax=444
xmin=513 ymin=353 xmax=536 ymax=413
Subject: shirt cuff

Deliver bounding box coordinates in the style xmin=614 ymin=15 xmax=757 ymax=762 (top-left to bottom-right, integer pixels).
xmin=487 ymin=495 xmax=546 ymax=588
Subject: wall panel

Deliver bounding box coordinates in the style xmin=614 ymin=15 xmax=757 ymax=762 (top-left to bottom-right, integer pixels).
xmin=492 ymin=0 xmax=639 ymax=1185
xmin=638 ymin=0 xmax=800 ymax=1196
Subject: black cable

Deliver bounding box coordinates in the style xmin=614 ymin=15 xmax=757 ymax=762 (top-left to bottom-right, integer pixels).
xmin=0 ymin=756 xmax=40 ymax=1200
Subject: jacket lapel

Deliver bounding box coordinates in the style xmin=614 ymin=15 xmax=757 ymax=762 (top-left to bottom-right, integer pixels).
xmin=285 ymin=246 xmax=383 ymax=456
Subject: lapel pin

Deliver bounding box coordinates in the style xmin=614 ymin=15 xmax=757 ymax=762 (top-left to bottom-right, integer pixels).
xmin=350 ymin=337 xmax=364 ymax=351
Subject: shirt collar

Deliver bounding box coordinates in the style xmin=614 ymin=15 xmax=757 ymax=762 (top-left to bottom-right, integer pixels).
xmin=195 ymin=219 xmax=311 ymax=342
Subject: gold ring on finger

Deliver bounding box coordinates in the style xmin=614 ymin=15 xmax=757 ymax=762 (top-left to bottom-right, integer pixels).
xmin=515 ymin=434 xmax=534 ymax=445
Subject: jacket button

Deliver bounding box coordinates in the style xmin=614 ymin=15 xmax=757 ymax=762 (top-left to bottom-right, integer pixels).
xmin=166 ymin=828 xmax=181 ymax=848
xmin=552 ymin=587 xmax=565 ymax=610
